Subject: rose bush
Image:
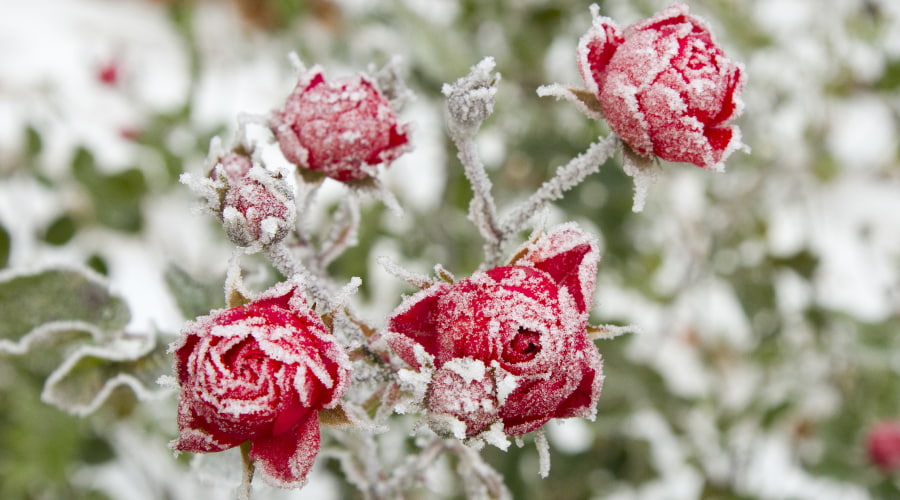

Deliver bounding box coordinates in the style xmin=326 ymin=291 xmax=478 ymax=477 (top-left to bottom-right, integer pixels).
xmin=578 ymin=3 xmax=745 ymax=170
xmin=169 ymin=282 xmax=350 ymax=488
xmin=386 ymin=224 xmax=604 ymax=437
xmin=270 ymin=66 xmax=411 ymax=182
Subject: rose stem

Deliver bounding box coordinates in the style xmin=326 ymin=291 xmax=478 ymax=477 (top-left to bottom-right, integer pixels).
xmin=499 ymin=133 xmax=620 ymax=237
xmin=238 ymin=441 xmax=255 ymax=500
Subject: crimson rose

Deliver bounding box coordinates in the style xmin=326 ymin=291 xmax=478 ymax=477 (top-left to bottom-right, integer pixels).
xmin=271 ymin=66 xmax=411 ymax=182
xmin=578 ymin=3 xmax=745 ymax=170
xmin=170 ymin=282 xmax=350 ymax=488
xmin=387 ymin=224 xmax=604 ymax=437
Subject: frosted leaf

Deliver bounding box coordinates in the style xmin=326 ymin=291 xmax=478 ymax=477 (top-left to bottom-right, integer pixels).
xmin=536 ymin=83 xmax=604 ymax=121
xmin=368 ymin=56 xmax=414 ymax=109
xmin=42 ymin=331 xmax=171 ymax=416
xmin=0 ymin=266 xmax=130 ymax=355
xmin=621 ymin=146 xmax=660 ymax=212
xmin=588 ymin=322 xmax=643 ymax=340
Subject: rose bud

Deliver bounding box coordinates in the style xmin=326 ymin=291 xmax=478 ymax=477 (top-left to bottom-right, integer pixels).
xmin=387 ymin=224 xmax=604 ymax=437
xmin=271 ymin=66 xmax=412 ymax=182
xmin=211 ymin=152 xmax=295 ymax=249
xmin=867 ymin=420 xmax=900 ymax=474
xmin=578 ymin=3 xmax=746 ymax=170
xmin=169 ymin=282 xmax=350 ymax=488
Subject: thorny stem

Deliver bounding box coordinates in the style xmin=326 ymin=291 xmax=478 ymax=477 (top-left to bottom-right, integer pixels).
xmin=384 ymin=440 xmax=445 ymax=496
xmin=452 ymin=133 xmax=505 ymax=267
xmin=500 ymin=133 xmax=620 ymax=236
xmin=239 ymin=441 xmax=255 ymax=500
xmin=265 ymin=242 xmax=333 ymax=308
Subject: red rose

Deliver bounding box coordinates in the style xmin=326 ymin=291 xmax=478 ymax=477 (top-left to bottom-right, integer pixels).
xmin=271 ymin=66 xmax=411 ymax=182
xmin=578 ymin=3 xmax=745 ymax=170
xmin=213 ymin=153 xmax=295 ymax=248
xmin=387 ymin=224 xmax=604 ymax=437
xmin=867 ymin=421 xmax=900 ymax=473
xmin=170 ymin=282 xmax=350 ymax=488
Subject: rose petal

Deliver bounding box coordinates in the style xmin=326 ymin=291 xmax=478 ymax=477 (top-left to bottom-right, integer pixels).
xmin=387 ymin=284 xmax=450 ymax=364
xmin=577 ymin=15 xmax=624 ymax=96
xmin=250 ymin=413 xmax=321 ymax=488
xmin=521 ymin=224 xmax=599 ymax=315
xmin=173 ymin=402 xmax=246 ymax=453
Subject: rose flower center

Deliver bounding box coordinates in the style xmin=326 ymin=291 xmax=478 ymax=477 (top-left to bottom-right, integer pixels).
xmin=505 ymin=328 xmax=542 ymax=363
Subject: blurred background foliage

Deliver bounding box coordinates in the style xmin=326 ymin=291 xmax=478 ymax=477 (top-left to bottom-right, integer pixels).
xmin=1 ymin=0 xmax=899 ymax=498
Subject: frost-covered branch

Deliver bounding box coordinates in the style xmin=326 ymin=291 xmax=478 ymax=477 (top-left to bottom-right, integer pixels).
xmin=500 ymin=133 xmax=620 ymax=235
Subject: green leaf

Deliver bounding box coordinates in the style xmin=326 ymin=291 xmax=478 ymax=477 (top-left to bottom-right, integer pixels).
xmin=164 ymin=265 xmax=225 ymax=319
xmin=0 ymin=267 xmax=130 ymax=355
xmin=71 ymin=147 xmax=148 ymax=232
xmin=41 ymin=332 xmax=173 ymax=416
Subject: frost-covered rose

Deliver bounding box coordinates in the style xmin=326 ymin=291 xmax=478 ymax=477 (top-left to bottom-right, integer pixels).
xmin=170 ymin=282 xmax=350 ymax=488
xmin=578 ymin=3 xmax=745 ymax=170
xmin=212 ymin=152 xmax=295 ymax=249
xmin=271 ymin=66 xmax=411 ymax=182
xmin=867 ymin=421 xmax=900 ymax=473
xmin=387 ymin=224 xmax=604 ymax=437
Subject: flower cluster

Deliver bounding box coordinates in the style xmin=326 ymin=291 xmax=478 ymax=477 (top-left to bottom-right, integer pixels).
xmin=170 ymin=3 xmax=747 ymax=496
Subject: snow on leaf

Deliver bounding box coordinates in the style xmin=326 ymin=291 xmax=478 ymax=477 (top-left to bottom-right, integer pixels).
xmin=41 ymin=331 xmax=171 ymax=416
xmin=0 ymin=266 xmax=130 ymax=355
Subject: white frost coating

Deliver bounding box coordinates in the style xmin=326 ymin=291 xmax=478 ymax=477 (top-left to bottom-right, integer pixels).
xmin=536 ymin=83 xmax=604 ymax=121
xmin=479 ymin=422 xmax=511 ymax=451
xmin=443 ymin=357 xmax=487 ymax=384
xmin=621 ymin=146 xmax=660 ymax=213
xmin=534 ymin=428 xmax=551 ymax=478
xmin=493 ymin=367 xmax=518 ymax=407
xmin=377 ymin=255 xmax=434 ymax=289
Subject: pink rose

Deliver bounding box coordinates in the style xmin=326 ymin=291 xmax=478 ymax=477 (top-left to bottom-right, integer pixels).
xmin=578 ymin=3 xmax=745 ymax=170
xmin=212 ymin=153 xmax=295 ymax=248
xmin=170 ymin=282 xmax=350 ymax=488
xmin=271 ymin=66 xmax=412 ymax=182
xmin=387 ymin=224 xmax=604 ymax=437
xmin=867 ymin=421 xmax=900 ymax=473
